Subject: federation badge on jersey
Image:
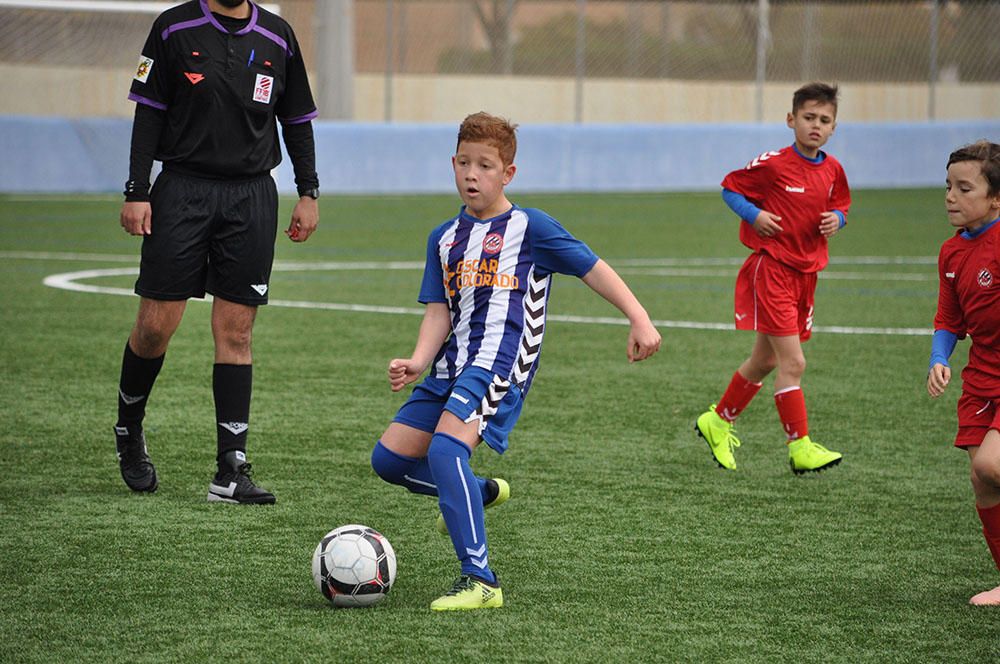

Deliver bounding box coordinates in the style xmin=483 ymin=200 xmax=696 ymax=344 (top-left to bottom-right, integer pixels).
xmin=253 ymin=74 xmax=273 ymax=104
xmin=134 ymin=55 xmax=154 ymax=83
xmin=483 ymin=233 xmax=504 ymax=255
xmin=979 ymin=268 xmax=993 ymax=288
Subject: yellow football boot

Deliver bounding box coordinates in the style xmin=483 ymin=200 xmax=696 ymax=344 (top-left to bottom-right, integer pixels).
xmin=787 ymin=435 xmax=842 ymax=474
xmin=430 ymin=575 xmax=503 ymax=611
xmin=694 ymin=405 xmax=741 ymax=470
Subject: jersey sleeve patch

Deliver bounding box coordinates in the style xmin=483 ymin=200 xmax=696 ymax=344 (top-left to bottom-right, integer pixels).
xmin=134 ymin=55 xmax=154 ymax=83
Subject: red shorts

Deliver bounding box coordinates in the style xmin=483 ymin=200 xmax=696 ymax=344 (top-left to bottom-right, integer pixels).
xmin=734 ymin=253 xmax=817 ymax=341
xmin=955 ymin=392 xmax=1000 ymax=448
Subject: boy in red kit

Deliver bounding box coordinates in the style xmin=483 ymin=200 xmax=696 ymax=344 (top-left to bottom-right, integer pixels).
xmin=927 ymin=141 xmax=1000 ymax=606
xmin=694 ymin=82 xmax=850 ymax=474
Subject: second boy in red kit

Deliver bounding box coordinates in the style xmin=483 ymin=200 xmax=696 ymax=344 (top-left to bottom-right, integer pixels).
xmin=694 ymin=82 xmax=851 ymax=474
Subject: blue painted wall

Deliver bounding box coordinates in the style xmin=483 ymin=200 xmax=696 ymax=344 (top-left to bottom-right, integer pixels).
xmin=1 ymin=115 xmax=997 ymax=194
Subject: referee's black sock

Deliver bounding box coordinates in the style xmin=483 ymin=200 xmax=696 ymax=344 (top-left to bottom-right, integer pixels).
xmin=116 ymin=342 xmax=164 ymax=431
xmin=214 ymin=363 xmax=252 ymax=468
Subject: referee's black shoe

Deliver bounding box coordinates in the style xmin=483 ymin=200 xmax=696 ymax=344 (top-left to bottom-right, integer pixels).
xmin=207 ymin=450 xmax=276 ymax=505
xmin=114 ymin=425 xmax=158 ymax=493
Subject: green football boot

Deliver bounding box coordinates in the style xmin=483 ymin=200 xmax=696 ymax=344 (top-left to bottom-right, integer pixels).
xmin=694 ymin=405 xmax=741 ymax=470
xmin=787 ymin=435 xmax=842 ymax=474
xmin=430 ymin=575 xmax=503 ymax=611
xmin=436 ymin=478 xmax=510 ymax=535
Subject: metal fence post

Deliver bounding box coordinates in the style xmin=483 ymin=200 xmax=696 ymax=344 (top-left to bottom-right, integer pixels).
xmin=575 ymin=0 xmax=586 ymax=124
xmin=928 ymin=0 xmax=939 ymax=121
xmin=384 ymin=0 xmax=394 ymax=122
xmin=315 ymin=0 xmax=354 ymax=120
xmin=756 ymin=0 xmax=769 ymax=123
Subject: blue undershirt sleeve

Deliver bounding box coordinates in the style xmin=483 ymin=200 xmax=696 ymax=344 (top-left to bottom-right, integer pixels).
xmin=833 ymin=210 xmax=847 ymax=229
xmin=722 ymin=188 xmax=762 ymax=225
xmin=929 ymin=329 xmax=958 ymax=370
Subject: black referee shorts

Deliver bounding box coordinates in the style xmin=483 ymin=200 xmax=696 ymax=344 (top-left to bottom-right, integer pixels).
xmin=135 ymin=170 xmax=278 ymax=306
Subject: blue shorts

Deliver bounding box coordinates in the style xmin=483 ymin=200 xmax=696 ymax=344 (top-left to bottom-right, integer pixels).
xmin=392 ymin=366 xmax=524 ymax=454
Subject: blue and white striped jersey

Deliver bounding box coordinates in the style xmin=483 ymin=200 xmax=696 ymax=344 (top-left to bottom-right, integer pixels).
xmin=418 ymin=205 xmax=598 ymax=394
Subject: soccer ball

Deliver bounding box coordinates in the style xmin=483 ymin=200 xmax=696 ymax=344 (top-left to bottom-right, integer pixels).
xmin=311 ymin=524 xmax=397 ymax=607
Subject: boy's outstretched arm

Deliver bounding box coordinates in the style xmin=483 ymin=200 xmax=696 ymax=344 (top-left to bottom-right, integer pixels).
xmin=388 ymin=302 xmax=451 ymax=392
xmin=581 ymin=259 xmax=662 ymax=362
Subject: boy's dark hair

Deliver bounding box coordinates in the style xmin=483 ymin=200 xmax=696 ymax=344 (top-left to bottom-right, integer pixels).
xmin=792 ymin=82 xmax=839 ymax=114
xmin=457 ymin=112 xmax=518 ymax=166
xmin=948 ymin=140 xmax=1000 ymax=196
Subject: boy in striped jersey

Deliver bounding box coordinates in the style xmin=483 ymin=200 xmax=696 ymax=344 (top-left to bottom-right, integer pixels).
xmin=370 ymin=112 xmax=661 ymax=610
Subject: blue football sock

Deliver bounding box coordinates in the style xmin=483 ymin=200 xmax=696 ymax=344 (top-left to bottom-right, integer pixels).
xmin=370 ymin=440 xmax=437 ymax=496
xmin=371 ymin=440 xmax=492 ymax=501
xmin=427 ymin=432 xmax=496 ymax=585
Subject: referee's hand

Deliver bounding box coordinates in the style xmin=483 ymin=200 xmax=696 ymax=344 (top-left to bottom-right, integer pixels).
xmin=286 ymin=197 xmax=319 ymax=242
xmin=120 ymin=201 xmax=152 ymax=236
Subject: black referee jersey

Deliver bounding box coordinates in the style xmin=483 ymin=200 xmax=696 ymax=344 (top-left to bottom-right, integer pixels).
xmin=128 ymin=0 xmax=317 ymax=179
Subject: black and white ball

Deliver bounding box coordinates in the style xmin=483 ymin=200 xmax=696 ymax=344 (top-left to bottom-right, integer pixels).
xmin=311 ymin=524 xmax=397 ymax=607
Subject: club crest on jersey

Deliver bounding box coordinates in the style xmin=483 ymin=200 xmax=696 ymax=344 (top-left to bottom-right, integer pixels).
xmin=978 ymin=268 xmax=993 ymax=288
xmin=482 ymin=233 xmax=504 ymax=255
xmin=253 ymin=74 xmax=273 ymax=104
xmin=134 ymin=55 xmax=153 ymax=83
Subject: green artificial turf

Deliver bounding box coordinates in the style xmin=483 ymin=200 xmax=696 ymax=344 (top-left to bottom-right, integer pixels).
xmin=2 ymin=189 xmax=996 ymax=662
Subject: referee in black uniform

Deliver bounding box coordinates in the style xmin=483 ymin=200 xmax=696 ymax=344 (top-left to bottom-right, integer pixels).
xmin=115 ymin=0 xmax=320 ymax=504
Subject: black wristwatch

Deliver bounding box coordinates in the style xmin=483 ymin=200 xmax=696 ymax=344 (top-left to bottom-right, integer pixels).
xmin=299 ymin=187 xmax=319 ymax=200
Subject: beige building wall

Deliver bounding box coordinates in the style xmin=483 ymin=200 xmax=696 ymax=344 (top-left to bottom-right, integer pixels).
xmin=3 ymin=64 xmax=998 ymax=124
xmin=354 ymin=75 xmax=1000 ymax=124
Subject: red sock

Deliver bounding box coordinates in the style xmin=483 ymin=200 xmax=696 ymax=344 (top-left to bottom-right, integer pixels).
xmin=977 ymin=503 xmax=1000 ymax=570
xmin=716 ymin=371 xmax=762 ymax=422
xmin=774 ymin=386 xmax=809 ymax=441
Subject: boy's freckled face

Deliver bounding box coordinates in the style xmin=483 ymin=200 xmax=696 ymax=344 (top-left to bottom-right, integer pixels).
xmin=945 ymin=161 xmax=1000 ymax=232
xmin=787 ymin=100 xmax=837 ymax=156
xmin=453 ymin=141 xmax=514 ymax=219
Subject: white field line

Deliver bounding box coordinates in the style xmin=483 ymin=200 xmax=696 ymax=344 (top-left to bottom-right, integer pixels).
xmin=618 ymin=268 xmax=935 ymax=282
xmin=31 ymin=252 xmax=936 ymax=336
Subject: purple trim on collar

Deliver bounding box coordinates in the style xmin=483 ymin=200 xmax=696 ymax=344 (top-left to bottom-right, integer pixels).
xmin=198 ymin=0 xmax=259 ymax=35
xmin=252 ymin=24 xmax=290 ymax=56
xmin=236 ymin=3 xmax=259 ymax=35
xmin=279 ymin=110 xmax=318 ymax=125
xmin=128 ymin=92 xmax=168 ymax=111
xmin=161 ymin=15 xmax=211 ymax=41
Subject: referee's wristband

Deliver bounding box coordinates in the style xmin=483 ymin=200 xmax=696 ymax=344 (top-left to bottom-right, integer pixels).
xmin=124 ymin=180 xmax=150 ymax=202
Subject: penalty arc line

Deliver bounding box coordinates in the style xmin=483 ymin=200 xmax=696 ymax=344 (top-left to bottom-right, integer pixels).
xmin=41 ymin=266 xmax=932 ymax=337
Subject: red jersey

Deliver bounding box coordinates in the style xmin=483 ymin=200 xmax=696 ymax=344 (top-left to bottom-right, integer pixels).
xmin=935 ymin=221 xmax=1000 ymax=397
xmin=722 ymin=146 xmax=851 ymax=273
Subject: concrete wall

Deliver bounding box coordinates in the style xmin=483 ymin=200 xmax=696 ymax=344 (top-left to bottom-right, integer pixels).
xmin=3 ymin=64 xmax=999 ymax=124
xmin=2 ymin=115 xmax=998 ymax=195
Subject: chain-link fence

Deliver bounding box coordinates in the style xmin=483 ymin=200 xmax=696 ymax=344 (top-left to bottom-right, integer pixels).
xmin=2 ymin=0 xmax=998 ymax=122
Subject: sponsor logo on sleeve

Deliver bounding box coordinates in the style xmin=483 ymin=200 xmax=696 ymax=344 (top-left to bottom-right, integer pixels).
xmin=135 ymin=55 xmax=154 ymax=83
